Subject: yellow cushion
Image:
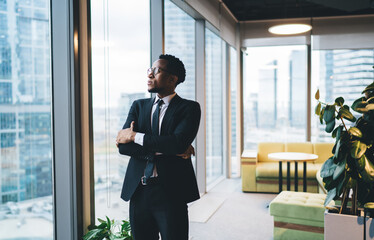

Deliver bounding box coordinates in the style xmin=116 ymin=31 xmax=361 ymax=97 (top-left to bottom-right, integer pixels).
xmin=285 ymin=142 xmax=313 ymax=153
xmin=257 ymin=142 xmax=285 ymax=162
xmin=313 ymin=142 xmax=334 ymax=163
xmin=256 ymin=162 xmax=320 ymax=179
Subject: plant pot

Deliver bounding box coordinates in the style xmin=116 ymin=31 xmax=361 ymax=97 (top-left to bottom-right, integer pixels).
xmin=325 ymin=209 xmax=374 ymax=240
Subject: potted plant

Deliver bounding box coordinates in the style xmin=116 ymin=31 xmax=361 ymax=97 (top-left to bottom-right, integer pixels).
xmin=83 ymin=216 xmax=133 ymax=240
xmin=315 ymin=75 xmax=374 ymax=239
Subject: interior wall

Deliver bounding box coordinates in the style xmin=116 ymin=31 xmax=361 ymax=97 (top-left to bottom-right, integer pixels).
xmin=184 ymin=0 xmax=238 ymax=47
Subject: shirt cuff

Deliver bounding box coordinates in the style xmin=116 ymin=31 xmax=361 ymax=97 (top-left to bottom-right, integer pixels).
xmin=134 ymin=133 xmax=145 ymax=146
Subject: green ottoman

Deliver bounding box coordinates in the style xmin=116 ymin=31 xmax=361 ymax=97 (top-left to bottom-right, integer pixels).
xmin=269 ymin=191 xmax=334 ymax=240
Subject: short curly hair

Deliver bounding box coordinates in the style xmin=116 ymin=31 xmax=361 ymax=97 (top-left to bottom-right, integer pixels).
xmin=159 ymin=54 xmax=186 ymax=85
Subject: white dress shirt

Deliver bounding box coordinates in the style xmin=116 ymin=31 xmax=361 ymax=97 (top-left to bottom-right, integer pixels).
xmin=134 ymin=93 xmax=177 ymax=177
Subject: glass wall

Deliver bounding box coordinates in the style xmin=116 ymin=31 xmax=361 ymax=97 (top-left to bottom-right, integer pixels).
xmin=243 ymin=45 xmax=307 ymax=151
xmin=311 ymin=49 xmax=374 ymax=142
xmin=164 ymin=0 xmax=197 ymax=170
xmin=205 ymin=29 xmax=224 ymax=186
xmin=91 ymin=0 xmax=150 ymax=222
xmin=229 ymin=46 xmax=239 ymax=177
xmin=164 ymin=0 xmax=195 ymax=101
xmin=0 ymin=0 xmax=53 ymax=239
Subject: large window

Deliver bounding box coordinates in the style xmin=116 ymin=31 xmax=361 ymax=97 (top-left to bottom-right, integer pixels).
xmin=164 ymin=0 xmax=197 ymax=170
xmin=0 ymin=0 xmax=53 ymax=239
xmin=164 ymin=0 xmax=195 ymax=101
xmin=205 ymin=29 xmax=224 ymax=186
xmin=91 ymin=0 xmax=150 ymax=222
xmin=243 ymin=45 xmax=307 ymax=151
xmin=311 ymin=49 xmax=374 ymax=142
xmin=229 ymin=46 xmax=239 ymax=177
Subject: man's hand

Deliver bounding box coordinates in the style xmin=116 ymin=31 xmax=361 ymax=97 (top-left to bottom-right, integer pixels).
xmin=116 ymin=121 xmax=136 ymax=147
xmin=177 ymin=145 xmax=195 ymax=159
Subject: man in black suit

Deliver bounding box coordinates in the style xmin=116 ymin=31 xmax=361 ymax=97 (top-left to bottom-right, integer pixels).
xmin=116 ymin=54 xmax=201 ymax=240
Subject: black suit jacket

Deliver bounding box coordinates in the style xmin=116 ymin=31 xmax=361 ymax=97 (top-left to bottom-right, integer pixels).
xmin=119 ymin=94 xmax=201 ymax=204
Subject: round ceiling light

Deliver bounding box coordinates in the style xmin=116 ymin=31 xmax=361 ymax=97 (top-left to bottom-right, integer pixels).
xmin=268 ymin=24 xmax=312 ymax=35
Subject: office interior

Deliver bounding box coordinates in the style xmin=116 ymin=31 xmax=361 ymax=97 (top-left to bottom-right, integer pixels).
xmin=1 ymin=0 xmax=374 ymax=239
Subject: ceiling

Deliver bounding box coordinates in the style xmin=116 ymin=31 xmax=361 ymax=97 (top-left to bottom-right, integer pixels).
xmin=222 ymin=0 xmax=374 ymax=21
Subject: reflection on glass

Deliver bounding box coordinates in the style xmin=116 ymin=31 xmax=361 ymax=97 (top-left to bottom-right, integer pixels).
xmin=0 ymin=0 xmax=53 ymax=239
xmin=311 ymin=49 xmax=374 ymax=142
xmin=164 ymin=0 xmax=197 ymax=170
xmin=164 ymin=0 xmax=195 ymax=101
xmin=243 ymin=45 xmax=307 ymax=151
xmin=229 ymin=47 xmax=239 ymax=177
xmin=91 ymin=0 xmax=150 ymax=222
xmin=205 ymin=29 xmax=224 ymax=186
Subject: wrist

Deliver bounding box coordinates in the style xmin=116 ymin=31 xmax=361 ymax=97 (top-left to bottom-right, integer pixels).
xmin=131 ymin=131 xmax=137 ymax=142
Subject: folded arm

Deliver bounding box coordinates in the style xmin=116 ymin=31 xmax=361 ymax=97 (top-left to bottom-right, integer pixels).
xmin=142 ymin=102 xmax=201 ymax=155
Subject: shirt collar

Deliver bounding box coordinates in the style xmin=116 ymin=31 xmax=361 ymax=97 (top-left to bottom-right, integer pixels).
xmin=154 ymin=92 xmax=177 ymax=107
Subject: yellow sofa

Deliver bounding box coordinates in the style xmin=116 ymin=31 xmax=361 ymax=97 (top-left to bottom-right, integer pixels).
xmin=241 ymin=142 xmax=334 ymax=193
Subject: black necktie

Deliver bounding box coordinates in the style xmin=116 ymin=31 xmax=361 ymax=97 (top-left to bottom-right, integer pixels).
xmin=142 ymin=99 xmax=164 ymax=185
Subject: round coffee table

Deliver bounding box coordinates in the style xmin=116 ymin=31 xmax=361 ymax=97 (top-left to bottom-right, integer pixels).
xmin=268 ymin=152 xmax=318 ymax=192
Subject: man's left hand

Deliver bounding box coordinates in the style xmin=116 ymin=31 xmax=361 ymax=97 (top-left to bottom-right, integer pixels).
xmin=116 ymin=121 xmax=136 ymax=147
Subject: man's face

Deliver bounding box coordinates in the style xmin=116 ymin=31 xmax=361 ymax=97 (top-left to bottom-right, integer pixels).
xmin=147 ymin=59 xmax=176 ymax=94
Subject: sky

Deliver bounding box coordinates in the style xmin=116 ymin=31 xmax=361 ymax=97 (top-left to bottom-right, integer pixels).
xmin=91 ymin=0 xmax=151 ymax=108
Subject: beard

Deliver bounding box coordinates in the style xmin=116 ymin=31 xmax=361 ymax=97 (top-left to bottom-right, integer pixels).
xmin=148 ymin=87 xmax=162 ymax=93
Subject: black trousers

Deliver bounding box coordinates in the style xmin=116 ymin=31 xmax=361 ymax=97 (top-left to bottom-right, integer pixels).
xmin=129 ymin=178 xmax=189 ymax=240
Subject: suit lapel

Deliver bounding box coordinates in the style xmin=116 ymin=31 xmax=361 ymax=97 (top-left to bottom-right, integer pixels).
xmin=160 ymin=94 xmax=181 ymax=135
xmin=144 ymin=97 xmax=154 ymax=133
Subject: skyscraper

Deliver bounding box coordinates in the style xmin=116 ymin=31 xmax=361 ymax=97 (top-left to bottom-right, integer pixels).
xmin=0 ymin=0 xmax=52 ymax=204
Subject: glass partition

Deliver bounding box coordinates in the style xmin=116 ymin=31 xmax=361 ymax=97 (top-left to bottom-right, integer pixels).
xmin=164 ymin=0 xmax=197 ymax=170
xmin=229 ymin=46 xmax=239 ymax=177
xmin=91 ymin=0 xmax=150 ymax=222
xmin=0 ymin=0 xmax=54 ymax=239
xmin=164 ymin=0 xmax=195 ymax=101
xmin=243 ymin=45 xmax=307 ymax=151
xmin=205 ymin=29 xmax=224 ymax=186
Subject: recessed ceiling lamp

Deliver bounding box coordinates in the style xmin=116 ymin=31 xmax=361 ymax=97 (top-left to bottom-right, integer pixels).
xmin=268 ymin=24 xmax=312 ymax=35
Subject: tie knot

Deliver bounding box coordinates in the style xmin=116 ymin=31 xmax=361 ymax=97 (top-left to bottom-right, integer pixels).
xmin=157 ymin=99 xmax=164 ymax=107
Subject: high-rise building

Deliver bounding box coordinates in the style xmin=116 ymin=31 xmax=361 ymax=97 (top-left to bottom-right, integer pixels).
xmin=164 ymin=0 xmax=195 ymax=101
xmin=313 ymin=49 xmax=374 ymax=142
xmin=289 ymin=50 xmax=307 ymax=128
xmin=0 ymin=0 xmax=52 ymax=204
xmin=258 ymin=60 xmax=277 ymax=129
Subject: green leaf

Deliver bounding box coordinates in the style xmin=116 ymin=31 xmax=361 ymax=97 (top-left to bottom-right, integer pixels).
xmin=362 ymin=81 xmax=374 ymax=94
xmin=323 ymin=105 xmax=336 ymax=123
xmin=359 ymin=155 xmax=374 ymax=183
xmin=83 ymin=229 xmax=107 ymax=240
xmin=333 ymin=139 xmax=341 ymax=163
xmin=348 ymin=127 xmax=363 ymax=138
xmin=98 ymin=218 xmax=106 ymax=224
xmin=320 ymin=157 xmax=337 ymax=178
xmin=315 ymin=89 xmax=320 ymax=100
xmin=333 ymin=155 xmax=346 ymax=180
xmin=320 ymin=107 xmax=325 ymax=124
xmin=315 ymin=102 xmax=321 ymax=116
xmin=367 ymin=96 xmax=374 ymax=103
xmin=336 ymin=174 xmax=346 ymax=197
xmin=335 ymin=97 xmax=344 ymax=106
xmin=325 ymin=120 xmax=335 ymax=133
xmin=350 ymin=141 xmax=367 ymax=159
xmin=332 ymin=125 xmax=343 ymax=139
xmin=324 ymin=188 xmax=337 ymax=206
xmin=106 ymin=216 xmax=111 ymax=231
xmin=364 ymin=202 xmax=374 ymax=210
xmin=357 ymin=154 xmax=366 ymax=171
xmin=351 ymin=97 xmax=368 ymax=113
xmin=337 ymin=108 xmax=356 ymax=122
xmin=366 ymin=104 xmax=374 ymax=111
